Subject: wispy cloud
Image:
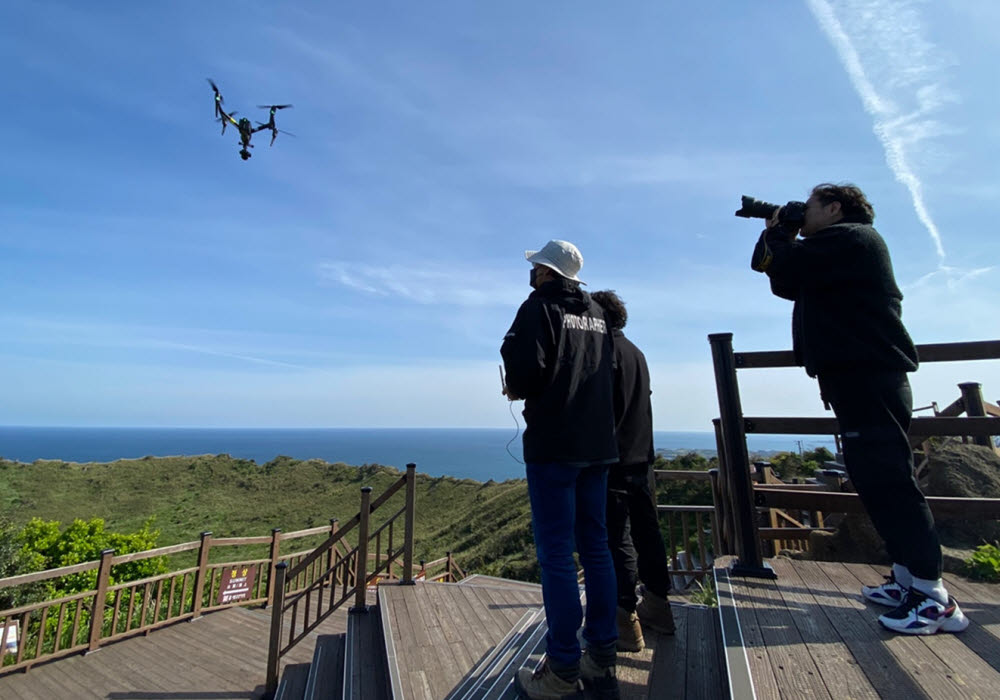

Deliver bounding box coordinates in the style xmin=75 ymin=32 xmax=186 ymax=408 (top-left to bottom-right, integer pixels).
xmin=318 ymin=261 xmax=524 ymax=307
xmin=807 ymin=0 xmax=957 ymax=261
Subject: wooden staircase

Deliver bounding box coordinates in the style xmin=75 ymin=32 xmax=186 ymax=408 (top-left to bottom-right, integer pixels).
xmin=271 ymin=575 xmax=720 ymax=699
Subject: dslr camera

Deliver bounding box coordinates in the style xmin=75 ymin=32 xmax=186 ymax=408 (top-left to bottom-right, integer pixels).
xmin=735 ymin=195 xmax=806 ymax=228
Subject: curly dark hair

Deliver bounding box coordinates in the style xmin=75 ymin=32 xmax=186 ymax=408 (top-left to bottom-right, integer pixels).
xmin=591 ymin=290 xmax=627 ymax=330
xmin=811 ymin=182 xmax=875 ymax=224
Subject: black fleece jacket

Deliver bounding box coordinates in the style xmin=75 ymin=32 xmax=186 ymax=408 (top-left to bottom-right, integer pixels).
xmin=501 ymin=278 xmax=618 ymax=466
xmin=753 ymin=221 xmax=918 ymax=377
xmin=610 ymin=330 xmax=655 ymax=467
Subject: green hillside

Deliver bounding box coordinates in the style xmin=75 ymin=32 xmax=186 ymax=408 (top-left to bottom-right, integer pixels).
xmin=0 ymin=452 xmax=714 ymax=582
xmin=0 ymin=455 xmax=537 ymax=579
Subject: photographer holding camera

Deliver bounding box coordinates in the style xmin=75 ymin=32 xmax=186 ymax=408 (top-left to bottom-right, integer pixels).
xmin=746 ymin=183 xmax=968 ymax=635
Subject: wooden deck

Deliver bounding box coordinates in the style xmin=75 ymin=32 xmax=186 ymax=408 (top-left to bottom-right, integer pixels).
xmin=1 ymin=575 xmax=730 ymax=699
xmin=717 ymin=556 xmax=1000 ymax=700
xmin=380 ymin=579 xmax=727 ymax=699
xmin=0 ymin=604 xmax=347 ymax=700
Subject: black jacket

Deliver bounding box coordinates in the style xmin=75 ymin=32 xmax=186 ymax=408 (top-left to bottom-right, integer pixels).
xmin=753 ymin=221 xmax=918 ymax=377
xmin=610 ymin=330 xmax=655 ymax=468
xmin=501 ymin=278 xmax=618 ymax=466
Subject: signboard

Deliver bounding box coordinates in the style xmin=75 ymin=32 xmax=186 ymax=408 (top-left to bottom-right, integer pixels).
xmin=217 ymin=564 xmax=258 ymax=605
xmin=3 ymin=621 xmax=17 ymax=656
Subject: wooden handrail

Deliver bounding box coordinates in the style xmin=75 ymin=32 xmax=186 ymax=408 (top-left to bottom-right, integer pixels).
xmin=110 ymin=541 xmax=201 ymax=564
xmin=0 ymin=560 xmax=101 ymax=589
xmin=753 ymin=487 xmax=1000 ymax=519
xmin=654 ymin=469 xmax=712 ymax=481
xmin=285 ymin=514 xmax=360 ymax=580
xmin=208 ymin=535 xmax=274 ymax=546
xmin=735 ymin=339 xmax=1000 ymax=369
xmin=369 ymin=473 xmax=407 ymax=512
xmin=742 ymin=415 xmax=1000 ymax=437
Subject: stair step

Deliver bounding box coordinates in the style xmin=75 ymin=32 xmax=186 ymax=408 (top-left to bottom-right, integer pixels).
xmin=445 ymin=607 xmax=547 ymax=700
xmin=345 ymin=605 xmax=390 ymax=700
xmin=275 ymin=662 xmax=311 ymax=700
xmin=304 ymin=634 xmax=346 ymax=700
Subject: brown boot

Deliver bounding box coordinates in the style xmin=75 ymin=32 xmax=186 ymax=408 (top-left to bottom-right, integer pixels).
xmin=636 ymin=589 xmax=675 ymax=635
xmin=615 ymin=606 xmax=644 ymax=652
xmin=514 ymin=659 xmax=583 ymax=699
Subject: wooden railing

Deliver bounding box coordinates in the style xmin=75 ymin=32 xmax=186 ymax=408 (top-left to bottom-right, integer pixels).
xmin=708 ymin=334 xmax=1000 ymax=578
xmin=264 ymin=463 xmax=417 ymax=696
xmin=418 ymin=552 xmax=466 ymax=583
xmin=0 ymin=518 xmax=355 ymax=675
xmin=652 ymin=469 xmax=718 ymax=584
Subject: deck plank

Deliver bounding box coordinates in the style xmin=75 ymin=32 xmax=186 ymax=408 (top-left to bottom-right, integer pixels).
xmin=817 ymin=561 xmax=977 ymax=698
xmin=848 ymin=563 xmax=1000 ymax=694
xmin=729 ymin=574 xmax=781 ymax=699
xmin=768 ymin=557 xmax=877 ymax=699
xmin=646 ymin=605 xmax=689 ymax=699
xmin=738 ymin=572 xmax=833 ymax=699
xmin=385 ymin=587 xmax=417 ymax=700
xmin=683 ymin=604 xmax=728 ymax=700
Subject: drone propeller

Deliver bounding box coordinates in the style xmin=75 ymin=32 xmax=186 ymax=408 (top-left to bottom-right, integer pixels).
xmin=207 ymin=78 xmax=226 ymax=119
xmin=257 ymin=104 xmax=293 ymax=110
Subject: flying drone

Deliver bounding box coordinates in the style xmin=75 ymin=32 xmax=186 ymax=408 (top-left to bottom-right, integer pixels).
xmin=207 ymin=79 xmax=294 ymax=161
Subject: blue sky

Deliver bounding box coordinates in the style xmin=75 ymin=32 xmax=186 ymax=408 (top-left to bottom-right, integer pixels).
xmin=2 ymin=1 xmax=999 ymax=430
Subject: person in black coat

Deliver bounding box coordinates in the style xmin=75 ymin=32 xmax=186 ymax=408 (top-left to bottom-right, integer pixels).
xmin=502 ymin=240 xmax=621 ymax=699
xmin=591 ymin=290 xmax=675 ymax=653
xmin=753 ymin=182 xmax=967 ymax=635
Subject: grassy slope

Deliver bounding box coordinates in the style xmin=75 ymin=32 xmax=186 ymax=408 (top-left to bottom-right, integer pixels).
xmin=0 ymin=455 xmax=536 ymax=578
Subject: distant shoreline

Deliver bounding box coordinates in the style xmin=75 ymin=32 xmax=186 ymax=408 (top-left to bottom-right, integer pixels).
xmin=0 ymin=426 xmax=836 ymax=482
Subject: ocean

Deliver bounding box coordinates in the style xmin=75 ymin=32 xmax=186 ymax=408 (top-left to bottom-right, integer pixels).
xmin=0 ymin=427 xmax=836 ymax=482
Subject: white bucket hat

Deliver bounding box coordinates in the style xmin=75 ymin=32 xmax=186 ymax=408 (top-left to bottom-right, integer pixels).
xmin=525 ymin=239 xmax=585 ymax=284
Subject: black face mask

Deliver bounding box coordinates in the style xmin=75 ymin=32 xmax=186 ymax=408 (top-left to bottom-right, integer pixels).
xmin=529 ymin=267 xmax=539 ymax=289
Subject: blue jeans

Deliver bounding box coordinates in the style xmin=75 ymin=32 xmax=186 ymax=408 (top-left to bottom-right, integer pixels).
xmin=526 ymin=462 xmax=617 ymax=669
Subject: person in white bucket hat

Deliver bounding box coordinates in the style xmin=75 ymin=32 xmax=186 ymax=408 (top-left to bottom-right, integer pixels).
xmin=502 ymin=239 xmax=621 ymax=699
xmin=525 ymin=239 xmax=586 ymax=284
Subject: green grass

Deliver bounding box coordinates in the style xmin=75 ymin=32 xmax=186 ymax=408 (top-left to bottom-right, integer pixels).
xmin=0 ymin=452 xmax=716 ymax=583
xmin=0 ymin=454 xmax=538 ymax=578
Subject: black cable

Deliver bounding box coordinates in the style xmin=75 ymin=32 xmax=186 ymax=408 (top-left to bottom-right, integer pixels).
xmin=505 ymin=400 xmax=524 ymax=465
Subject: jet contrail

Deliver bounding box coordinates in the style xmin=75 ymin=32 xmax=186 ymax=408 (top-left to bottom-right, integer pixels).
xmin=807 ymin=0 xmax=948 ymax=261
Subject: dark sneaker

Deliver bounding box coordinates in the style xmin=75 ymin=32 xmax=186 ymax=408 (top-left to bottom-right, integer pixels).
xmin=862 ymin=571 xmax=908 ymax=607
xmin=514 ymin=660 xmax=583 ymax=699
xmin=878 ymin=588 xmax=969 ymax=635
xmin=580 ymin=651 xmax=620 ymax=700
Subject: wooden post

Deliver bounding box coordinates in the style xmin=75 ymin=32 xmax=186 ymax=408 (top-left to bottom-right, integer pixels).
xmin=329 ymin=519 xmax=339 ymax=586
xmin=265 ymin=528 xmax=281 ymax=607
xmin=265 ymin=562 xmax=287 ymax=697
xmin=712 ymin=419 xmax=736 ymax=555
xmin=959 ymin=382 xmax=992 ymax=447
xmin=402 ymin=463 xmax=417 ymax=585
xmin=192 ymin=532 xmax=212 ymax=619
xmin=446 ymin=552 xmax=453 ymax=582
xmin=708 ymin=469 xmax=728 ymax=555
xmin=708 ymin=333 xmax=773 ymax=579
xmin=353 ymin=487 xmax=373 ymax=611
xmin=87 ymin=549 xmax=115 ymax=652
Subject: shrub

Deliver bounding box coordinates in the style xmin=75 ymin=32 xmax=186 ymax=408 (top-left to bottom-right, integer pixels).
xmin=965 ymin=542 xmax=1000 ymax=582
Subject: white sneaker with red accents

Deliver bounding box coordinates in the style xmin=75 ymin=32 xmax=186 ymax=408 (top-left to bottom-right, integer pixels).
xmin=861 ymin=572 xmax=908 ymax=608
xmin=878 ymin=588 xmax=969 ymax=635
